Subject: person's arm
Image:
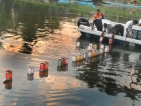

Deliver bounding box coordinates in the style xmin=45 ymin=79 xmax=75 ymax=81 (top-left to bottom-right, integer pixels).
xmin=91 ymin=15 xmax=96 ymax=30
xmin=126 ymin=28 xmax=131 ymax=37
xmin=139 ymin=19 xmax=141 ymax=26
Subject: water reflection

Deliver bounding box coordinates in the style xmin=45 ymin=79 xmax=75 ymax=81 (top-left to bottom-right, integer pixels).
xmin=57 ymin=65 xmax=68 ymax=71
xmin=4 ymin=80 xmax=12 ymax=90
xmin=39 ymin=69 xmax=48 ymax=78
xmin=27 ymin=74 xmax=34 ymax=81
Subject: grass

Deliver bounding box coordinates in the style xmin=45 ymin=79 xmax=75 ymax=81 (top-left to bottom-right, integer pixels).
xmin=17 ymin=0 xmax=141 ymax=19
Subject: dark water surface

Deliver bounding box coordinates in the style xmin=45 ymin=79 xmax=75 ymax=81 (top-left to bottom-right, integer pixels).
xmin=0 ymin=0 xmax=141 ymax=106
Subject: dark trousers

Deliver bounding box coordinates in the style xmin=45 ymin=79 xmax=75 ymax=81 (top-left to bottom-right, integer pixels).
xmin=96 ymin=26 xmax=103 ymax=31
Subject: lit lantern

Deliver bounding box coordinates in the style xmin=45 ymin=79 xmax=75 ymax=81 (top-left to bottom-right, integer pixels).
xmin=88 ymin=51 xmax=92 ymax=57
xmin=6 ymin=70 xmax=12 ymax=81
xmin=27 ymin=74 xmax=34 ymax=81
xmin=92 ymin=50 xmax=97 ymax=57
xmin=104 ymin=47 xmax=108 ymax=53
xmin=100 ymin=49 xmax=104 ymax=55
xmin=40 ymin=63 xmax=46 ymax=71
xmin=39 ymin=70 xmax=45 ymax=78
xmin=5 ymin=80 xmax=12 ymax=90
xmin=100 ymin=44 xmax=104 ymax=49
xmin=44 ymin=61 xmax=49 ymax=70
xmin=62 ymin=57 xmax=69 ymax=65
xmin=105 ymin=46 xmax=109 ymax=52
xmin=93 ymin=44 xmax=97 ymax=50
xmin=76 ymin=55 xmax=81 ymax=61
xmin=109 ymin=38 xmax=113 ymax=44
xmin=58 ymin=58 xmax=63 ymax=66
xmin=27 ymin=66 xmax=34 ymax=74
xmin=76 ymin=42 xmax=80 ymax=47
xmin=72 ymin=56 xmax=76 ymax=62
xmin=89 ymin=43 xmax=93 ymax=47
xmin=99 ymin=36 xmax=103 ymax=42
xmin=87 ymin=46 xmax=92 ymax=52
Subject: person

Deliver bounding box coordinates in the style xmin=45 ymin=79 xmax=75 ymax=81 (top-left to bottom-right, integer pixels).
xmin=139 ymin=18 xmax=141 ymax=26
xmin=91 ymin=9 xmax=104 ymax=31
xmin=123 ymin=20 xmax=138 ymax=38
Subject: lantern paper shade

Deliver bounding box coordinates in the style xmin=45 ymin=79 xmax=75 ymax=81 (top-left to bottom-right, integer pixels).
xmin=40 ymin=63 xmax=46 ymax=71
xmin=72 ymin=56 xmax=76 ymax=62
xmin=88 ymin=51 xmax=92 ymax=57
xmin=100 ymin=44 xmax=104 ymax=49
xmin=62 ymin=58 xmax=69 ymax=65
xmin=5 ymin=80 xmax=12 ymax=90
xmin=109 ymin=39 xmax=113 ymax=44
xmin=6 ymin=70 xmax=12 ymax=80
xmin=44 ymin=61 xmax=49 ymax=69
xmin=76 ymin=42 xmax=80 ymax=47
xmin=28 ymin=66 xmax=34 ymax=74
xmin=93 ymin=44 xmax=97 ymax=50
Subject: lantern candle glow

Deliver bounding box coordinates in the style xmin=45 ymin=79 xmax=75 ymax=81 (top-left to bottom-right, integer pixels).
xmin=6 ymin=70 xmax=12 ymax=81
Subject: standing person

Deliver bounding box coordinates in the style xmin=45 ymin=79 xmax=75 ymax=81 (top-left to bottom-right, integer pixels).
xmin=91 ymin=9 xmax=104 ymax=31
xmin=124 ymin=20 xmax=138 ymax=38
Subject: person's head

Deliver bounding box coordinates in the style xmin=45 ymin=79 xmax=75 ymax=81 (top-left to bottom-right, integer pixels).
xmin=96 ymin=9 xmax=100 ymax=14
xmin=104 ymin=23 xmax=108 ymax=28
xmin=133 ymin=20 xmax=138 ymax=25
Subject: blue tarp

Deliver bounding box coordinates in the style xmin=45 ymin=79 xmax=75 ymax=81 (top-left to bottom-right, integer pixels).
xmin=58 ymin=0 xmax=95 ymax=8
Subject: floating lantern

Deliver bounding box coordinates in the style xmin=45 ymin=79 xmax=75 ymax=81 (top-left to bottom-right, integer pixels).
xmin=5 ymin=80 xmax=12 ymax=90
xmin=76 ymin=42 xmax=80 ymax=47
xmin=27 ymin=74 xmax=34 ymax=81
xmin=93 ymin=44 xmax=97 ymax=50
xmin=89 ymin=43 xmax=93 ymax=47
xmin=88 ymin=51 xmax=92 ymax=57
xmin=92 ymin=50 xmax=97 ymax=57
xmin=72 ymin=56 xmax=76 ymax=62
xmin=58 ymin=58 xmax=63 ymax=66
xmin=87 ymin=46 xmax=92 ymax=52
xmin=104 ymin=47 xmax=108 ymax=53
xmin=100 ymin=49 xmax=104 ymax=55
xmin=44 ymin=61 xmax=49 ymax=70
xmin=100 ymin=44 xmax=104 ymax=49
xmin=6 ymin=70 xmax=12 ymax=81
xmin=27 ymin=66 xmax=34 ymax=74
xmin=62 ymin=57 xmax=69 ymax=65
xmin=99 ymin=37 xmax=103 ymax=42
xmin=105 ymin=46 xmax=109 ymax=52
xmin=39 ymin=70 xmax=45 ymax=78
xmin=40 ymin=63 xmax=46 ymax=71
xmin=109 ymin=39 xmax=113 ymax=44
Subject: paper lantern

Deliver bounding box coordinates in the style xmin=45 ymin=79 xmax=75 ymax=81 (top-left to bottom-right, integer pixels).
xmin=40 ymin=63 xmax=46 ymax=71
xmin=104 ymin=47 xmax=108 ymax=53
xmin=93 ymin=44 xmax=97 ymax=50
xmin=62 ymin=57 xmax=69 ymax=65
xmin=6 ymin=70 xmax=12 ymax=80
xmin=5 ymin=80 xmax=12 ymax=90
xmin=100 ymin=49 xmax=104 ymax=55
xmin=100 ymin=44 xmax=104 ymax=49
xmin=76 ymin=55 xmax=81 ymax=61
xmin=88 ymin=51 xmax=92 ymax=57
xmin=28 ymin=66 xmax=34 ymax=74
xmin=87 ymin=46 xmax=92 ymax=52
xmin=72 ymin=56 xmax=76 ymax=62
xmin=91 ymin=57 xmax=96 ymax=62
xmin=27 ymin=74 xmax=34 ymax=81
xmin=44 ymin=61 xmax=49 ymax=69
xmin=89 ymin=43 xmax=93 ymax=47
xmin=58 ymin=58 xmax=63 ymax=66
xmin=109 ymin=39 xmax=113 ymax=44
xmin=76 ymin=42 xmax=80 ymax=47
xmin=105 ymin=46 xmax=109 ymax=52
xmin=92 ymin=50 xmax=97 ymax=57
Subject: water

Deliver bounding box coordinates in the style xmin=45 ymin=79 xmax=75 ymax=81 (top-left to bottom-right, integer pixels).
xmin=0 ymin=0 xmax=141 ymax=106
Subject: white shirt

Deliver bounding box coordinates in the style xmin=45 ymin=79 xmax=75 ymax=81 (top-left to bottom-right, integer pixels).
xmin=139 ymin=19 xmax=141 ymax=24
xmin=124 ymin=21 xmax=133 ymax=37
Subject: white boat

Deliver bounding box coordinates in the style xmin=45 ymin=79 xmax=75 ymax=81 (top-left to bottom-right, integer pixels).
xmin=77 ymin=18 xmax=141 ymax=47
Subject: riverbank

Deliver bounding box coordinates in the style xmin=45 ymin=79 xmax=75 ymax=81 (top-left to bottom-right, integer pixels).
xmin=17 ymin=0 xmax=141 ymax=20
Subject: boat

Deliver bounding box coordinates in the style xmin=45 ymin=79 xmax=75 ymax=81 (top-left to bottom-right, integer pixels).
xmin=77 ymin=18 xmax=141 ymax=47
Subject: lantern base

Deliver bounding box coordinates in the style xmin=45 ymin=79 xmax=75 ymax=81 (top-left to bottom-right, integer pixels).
xmin=3 ymin=79 xmax=12 ymax=84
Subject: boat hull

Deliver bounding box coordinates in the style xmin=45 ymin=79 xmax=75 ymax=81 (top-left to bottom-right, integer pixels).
xmin=80 ymin=31 xmax=141 ymax=47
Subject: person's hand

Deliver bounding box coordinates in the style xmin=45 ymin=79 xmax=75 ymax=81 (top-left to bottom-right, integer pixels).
xmin=91 ymin=26 xmax=94 ymax=30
